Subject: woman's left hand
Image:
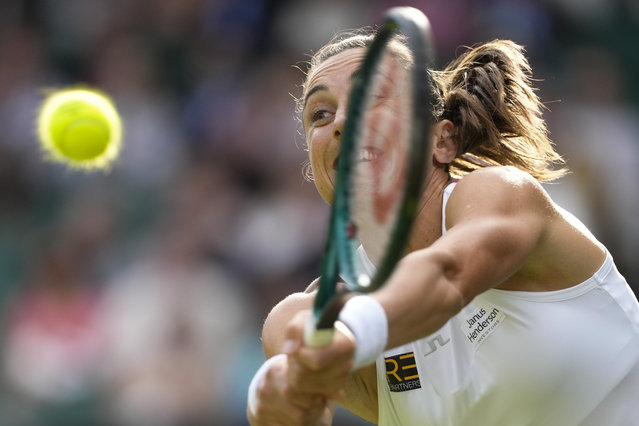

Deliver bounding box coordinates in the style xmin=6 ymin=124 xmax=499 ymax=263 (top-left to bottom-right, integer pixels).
xmin=247 ymin=352 xmax=330 ymax=425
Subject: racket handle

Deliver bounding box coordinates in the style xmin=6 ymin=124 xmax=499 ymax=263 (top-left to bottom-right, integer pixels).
xmin=303 ymin=315 xmax=334 ymax=347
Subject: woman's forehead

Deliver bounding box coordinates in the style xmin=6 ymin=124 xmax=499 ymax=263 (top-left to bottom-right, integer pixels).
xmin=305 ymin=48 xmax=366 ymax=94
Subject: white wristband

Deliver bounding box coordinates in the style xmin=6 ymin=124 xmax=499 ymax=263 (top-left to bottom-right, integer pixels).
xmin=247 ymin=353 xmax=286 ymax=417
xmin=338 ymin=295 xmax=388 ymax=370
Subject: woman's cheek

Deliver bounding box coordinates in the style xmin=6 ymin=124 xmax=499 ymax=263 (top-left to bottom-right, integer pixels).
xmin=307 ymin=128 xmax=336 ymax=204
xmin=315 ymin=177 xmax=335 ymax=205
xmin=309 ymin=157 xmax=334 ymax=204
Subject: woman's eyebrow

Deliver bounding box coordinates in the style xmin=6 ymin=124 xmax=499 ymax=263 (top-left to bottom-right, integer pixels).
xmin=303 ymin=84 xmax=328 ymax=110
xmin=303 ymin=70 xmax=360 ymax=109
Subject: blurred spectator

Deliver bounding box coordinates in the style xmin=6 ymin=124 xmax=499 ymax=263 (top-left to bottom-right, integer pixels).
xmin=87 ymin=31 xmax=189 ymax=190
xmin=0 ymin=197 xmax=117 ymax=425
xmin=548 ymin=46 xmax=639 ymax=289
xmin=99 ymin=160 xmax=254 ymax=426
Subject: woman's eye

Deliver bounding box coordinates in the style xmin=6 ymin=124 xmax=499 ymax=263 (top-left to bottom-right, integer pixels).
xmin=310 ymin=109 xmax=332 ymax=123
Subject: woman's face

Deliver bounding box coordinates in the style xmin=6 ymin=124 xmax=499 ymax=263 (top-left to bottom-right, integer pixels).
xmin=302 ymin=48 xmax=367 ymax=204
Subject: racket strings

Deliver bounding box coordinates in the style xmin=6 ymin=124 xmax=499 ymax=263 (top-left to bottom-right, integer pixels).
xmin=350 ymin=49 xmax=414 ymax=266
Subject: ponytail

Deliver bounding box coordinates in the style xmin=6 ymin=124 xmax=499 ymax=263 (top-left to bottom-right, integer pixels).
xmin=433 ymin=40 xmax=567 ymax=181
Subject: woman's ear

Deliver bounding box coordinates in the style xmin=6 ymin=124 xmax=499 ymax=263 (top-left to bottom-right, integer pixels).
xmin=432 ymin=119 xmax=457 ymax=164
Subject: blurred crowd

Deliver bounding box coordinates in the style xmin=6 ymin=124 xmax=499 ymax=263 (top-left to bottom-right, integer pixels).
xmin=0 ymin=0 xmax=637 ymax=425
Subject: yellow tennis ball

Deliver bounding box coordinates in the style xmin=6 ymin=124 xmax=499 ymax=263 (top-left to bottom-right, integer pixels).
xmin=37 ymin=88 xmax=123 ymax=171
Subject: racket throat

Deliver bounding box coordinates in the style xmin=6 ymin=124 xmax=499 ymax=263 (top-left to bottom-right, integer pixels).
xmin=317 ymin=293 xmax=351 ymax=329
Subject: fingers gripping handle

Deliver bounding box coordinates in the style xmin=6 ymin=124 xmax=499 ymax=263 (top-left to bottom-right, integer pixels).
xmin=247 ymin=354 xmax=286 ymax=417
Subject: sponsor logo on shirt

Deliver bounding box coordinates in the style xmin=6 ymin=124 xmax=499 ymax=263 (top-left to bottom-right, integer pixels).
xmin=385 ymin=352 xmax=421 ymax=392
xmin=461 ymin=304 xmax=506 ymax=349
xmin=423 ymin=333 xmax=450 ymax=356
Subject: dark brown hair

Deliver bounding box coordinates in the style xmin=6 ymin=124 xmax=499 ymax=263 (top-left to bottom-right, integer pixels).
xmin=433 ymin=40 xmax=566 ymax=181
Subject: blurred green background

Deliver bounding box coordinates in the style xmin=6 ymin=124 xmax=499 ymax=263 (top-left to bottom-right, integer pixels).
xmin=0 ymin=0 xmax=637 ymax=425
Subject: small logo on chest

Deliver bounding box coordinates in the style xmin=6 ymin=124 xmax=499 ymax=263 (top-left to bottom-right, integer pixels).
xmin=461 ymin=304 xmax=506 ymax=349
xmin=423 ymin=334 xmax=451 ymax=356
xmin=384 ymin=352 xmax=422 ymax=392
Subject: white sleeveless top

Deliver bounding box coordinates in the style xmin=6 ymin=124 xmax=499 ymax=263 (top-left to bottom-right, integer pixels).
xmin=375 ymin=182 xmax=639 ymax=425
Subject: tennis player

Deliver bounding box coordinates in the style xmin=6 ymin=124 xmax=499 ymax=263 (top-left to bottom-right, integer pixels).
xmin=247 ymin=30 xmax=639 ymax=425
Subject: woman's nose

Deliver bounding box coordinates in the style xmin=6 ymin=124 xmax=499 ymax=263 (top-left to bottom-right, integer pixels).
xmin=333 ymin=109 xmax=346 ymax=138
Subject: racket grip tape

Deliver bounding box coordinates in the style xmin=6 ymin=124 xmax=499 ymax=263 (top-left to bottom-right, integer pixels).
xmin=304 ymin=315 xmax=335 ymax=347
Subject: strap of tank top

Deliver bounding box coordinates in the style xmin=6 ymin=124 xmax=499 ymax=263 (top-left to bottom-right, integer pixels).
xmin=442 ymin=181 xmax=458 ymax=235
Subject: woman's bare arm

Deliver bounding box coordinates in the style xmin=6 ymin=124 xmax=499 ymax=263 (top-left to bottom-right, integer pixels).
xmin=373 ymin=167 xmax=551 ymax=349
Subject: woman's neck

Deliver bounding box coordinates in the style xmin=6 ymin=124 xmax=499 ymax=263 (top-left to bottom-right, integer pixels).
xmin=407 ymin=167 xmax=453 ymax=252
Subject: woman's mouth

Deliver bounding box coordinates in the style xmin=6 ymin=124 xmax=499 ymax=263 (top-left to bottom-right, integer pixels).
xmin=331 ymin=147 xmax=383 ymax=170
xmin=358 ymin=147 xmax=382 ymax=162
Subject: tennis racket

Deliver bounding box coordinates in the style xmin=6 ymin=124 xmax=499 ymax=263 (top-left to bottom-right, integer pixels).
xmin=305 ymin=7 xmax=437 ymax=346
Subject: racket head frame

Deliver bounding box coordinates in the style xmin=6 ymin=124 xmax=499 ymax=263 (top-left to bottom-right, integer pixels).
xmin=310 ymin=6 xmax=437 ymax=334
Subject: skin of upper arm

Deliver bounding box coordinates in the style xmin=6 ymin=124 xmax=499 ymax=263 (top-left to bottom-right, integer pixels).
xmin=262 ymin=285 xmax=317 ymax=359
xmin=437 ymin=166 xmax=549 ymax=302
xmin=341 ymin=364 xmax=378 ymax=424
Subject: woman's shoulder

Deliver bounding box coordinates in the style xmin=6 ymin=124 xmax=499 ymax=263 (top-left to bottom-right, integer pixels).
xmin=451 ymin=166 xmax=549 ymax=210
xmin=457 ymin=165 xmax=541 ymax=187
xmin=452 ymin=167 xmax=606 ymax=291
